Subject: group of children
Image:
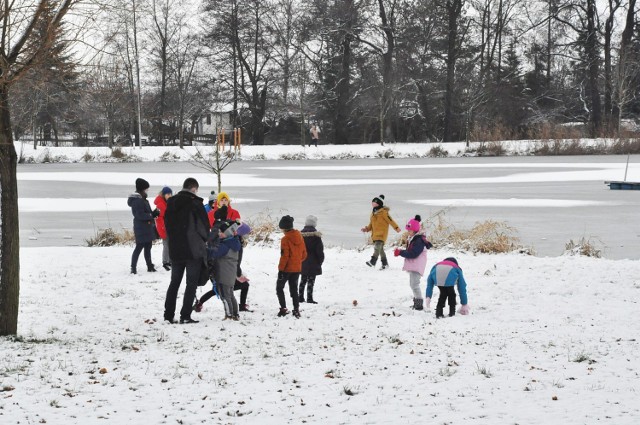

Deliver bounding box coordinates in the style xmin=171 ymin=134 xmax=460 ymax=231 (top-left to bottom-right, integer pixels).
xmin=362 ymin=194 xmax=470 ymax=318
xmin=129 ymin=179 xmax=469 ymax=320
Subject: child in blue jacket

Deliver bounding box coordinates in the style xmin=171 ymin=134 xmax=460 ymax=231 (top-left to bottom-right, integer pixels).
xmin=425 ymin=257 xmax=470 ymax=318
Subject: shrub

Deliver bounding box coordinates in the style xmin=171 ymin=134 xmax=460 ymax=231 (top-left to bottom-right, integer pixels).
xmin=427 ymin=145 xmax=448 ymax=158
xmin=86 ymin=228 xmax=135 ymax=247
xmin=158 ymin=151 xmax=181 ymax=162
xmin=375 ymin=148 xmax=396 ymax=158
xmin=244 ymin=209 xmax=279 ymax=244
xmin=110 ymin=147 xmax=126 ymax=159
xmin=81 ymin=151 xmax=94 ymax=162
xmin=564 ymin=237 xmax=602 ymax=258
xmin=279 ymin=152 xmax=307 ymax=160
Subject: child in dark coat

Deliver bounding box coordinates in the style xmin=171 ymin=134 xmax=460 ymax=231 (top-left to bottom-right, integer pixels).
xmin=127 ymin=178 xmax=160 ymax=274
xmin=425 ymin=257 xmax=470 ymax=318
xmin=276 ymin=215 xmax=307 ymax=318
xmin=299 ymin=215 xmax=325 ymax=304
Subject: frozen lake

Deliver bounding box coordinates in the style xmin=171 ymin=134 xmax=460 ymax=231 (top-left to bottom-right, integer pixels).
xmin=17 ymin=155 xmax=640 ymax=259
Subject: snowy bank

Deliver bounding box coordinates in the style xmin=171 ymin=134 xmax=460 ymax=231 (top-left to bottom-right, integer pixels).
xmin=2 ymin=245 xmax=639 ymax=424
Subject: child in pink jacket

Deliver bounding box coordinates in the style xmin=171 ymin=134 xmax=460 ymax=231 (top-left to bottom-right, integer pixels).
xmin=394 ymin=215 xmax=432 ymax=310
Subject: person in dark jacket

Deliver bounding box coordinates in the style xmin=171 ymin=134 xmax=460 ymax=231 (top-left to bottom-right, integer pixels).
xmin=127 ymin=178 xmax=160 ymax=274
xmin=299 ymin=215 xmax=324 ymax=304
xmin=163 ymin=177 xmax=210 ymax=324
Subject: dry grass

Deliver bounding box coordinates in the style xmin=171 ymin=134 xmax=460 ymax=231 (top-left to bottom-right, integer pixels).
xmin=427 ymin=145 xmax=448 ymax=158
xmin=428 ymin=215 xmax=522 ymax=254
xmin=244 ymin=209 xmax=280 ymax=244
xmin=86 ymin=228 xmax=135 ymax=247
xmin=564 ymin=237 xmax=602 ymax=258
xmin=390 ymin=210 xmax=525 ymax=254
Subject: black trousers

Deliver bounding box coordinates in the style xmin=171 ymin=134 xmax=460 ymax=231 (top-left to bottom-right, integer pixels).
xmin=131 ymin=242 xmax=152 ymax=269
xmin=436 ymin=286 xmax=457 ymax=316
xmin=299 ymin=275 xmax=316 ymax=299
xmin=164 ymin=259 xmax=201 ymax=321
xmin=200 ymin=279 xmax=249 ymax=306
xmin=276 ymin=272 xmax=300 ymax=310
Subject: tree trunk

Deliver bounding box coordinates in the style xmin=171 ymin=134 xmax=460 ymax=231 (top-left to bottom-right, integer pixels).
xmin=586 ymin=0 xmax=602 ymax=136
xmin=443 ymin=0 xmax=463 ymax=144
xmin=335 ymin=34 xmax=352 ymax=145
xmin=0 ymin=82 xmax=21 ymax=336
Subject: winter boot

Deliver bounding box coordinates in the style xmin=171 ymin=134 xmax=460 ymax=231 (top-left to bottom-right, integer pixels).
xmin=193 ymin=300 xmax=203 ymax=313
xmin=147 ymin=264 xmax=157 ymax=272
xmin=380 ymin=259 xmax=389 ymax=270
xmin=436 ymin=307 xmax=445 ymax=319
xmin=307 ymin=282 xmax=318 ymax=304
xmin=162 ymin=262 xmax=171 ymax=271
xmin=239 ymin=304 xmax=253 ymax=312
xmin=412 ymin=298 xmax=424 ymax=311
xmin=130 ymin=266 xmax=137 ymax=274
xmin=277 ymin=307 xmax=289 ymax=317
xmin=366 ymin=257 xmax=377 ymax=267
xmin=292 ymin=309 xmax=301 ymax=318
xmin=448 ymin=303 xmax=456 ymax=317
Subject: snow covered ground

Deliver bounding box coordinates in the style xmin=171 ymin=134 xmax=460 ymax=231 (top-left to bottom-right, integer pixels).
xmin=3 ymin=244 xmax=640 ymax=424
xmin=4 ymin=140 xmax=640 ymax=423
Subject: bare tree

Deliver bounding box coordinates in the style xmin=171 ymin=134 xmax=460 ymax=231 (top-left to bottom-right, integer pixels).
xmin=0 ymin=0 xmax=78 ymax=336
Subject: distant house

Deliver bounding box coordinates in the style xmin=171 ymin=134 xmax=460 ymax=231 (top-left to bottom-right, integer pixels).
xmin=195 ymin=103 xmax=240 ymax=136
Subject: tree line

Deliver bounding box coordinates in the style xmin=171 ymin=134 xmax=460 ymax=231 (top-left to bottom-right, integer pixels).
xmin=9 ymin=0 xmax=640 ymax=149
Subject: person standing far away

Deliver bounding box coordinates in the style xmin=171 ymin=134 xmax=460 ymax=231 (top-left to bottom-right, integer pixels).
xmin=128 ymin=178 xmax=160 ymax=274
xmin=154 ymin=186 xmax=173 ymax=271
xmin=309 ymin=124 xmax=320 ymax=147
xmin=163 ymin=177 xmax=210 ymax=324
xmin=204 ymin=190 xmax=216 ymax=213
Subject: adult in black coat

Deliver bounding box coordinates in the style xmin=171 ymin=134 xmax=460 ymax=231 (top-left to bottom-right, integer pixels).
xmin=163 ymin=177 xmax=210 ymax=324
xmin=299 ymin=215 xmax=325 ymax=304
xmin=127 ymin=178 xmax=160 ymax=274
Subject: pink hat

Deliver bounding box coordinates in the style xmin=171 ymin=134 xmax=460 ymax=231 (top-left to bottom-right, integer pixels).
xmin=405 ymin=215 xmax=422 ymax=232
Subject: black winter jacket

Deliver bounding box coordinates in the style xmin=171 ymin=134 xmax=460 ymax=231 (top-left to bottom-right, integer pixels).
xmin=301 ymin=226 xmax=324 ymax=276
xmin=165 ymin=190 xmax=210 ymax=262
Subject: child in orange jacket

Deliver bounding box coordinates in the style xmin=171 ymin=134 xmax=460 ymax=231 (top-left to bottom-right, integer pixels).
xmin=276 ymin=215 xmax=307 ymax=318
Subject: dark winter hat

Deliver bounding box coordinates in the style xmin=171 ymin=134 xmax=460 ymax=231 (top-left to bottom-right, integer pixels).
xmin=161 ymin=186 xmax=173 ymax=196
xmin=305 ymin=215 xmax=318 ymax=227
xmin=444 ymin=257 xmax=458 ymax=265
xmin=372 ymin=194 xmax=385 ymax=207
xmin=136 ymin=178 xmax=150 ymax=192
xmin=214 ymin=205 xmax=228 ymax=221
xmin=278 ymin=215 xmax=294 ymax=230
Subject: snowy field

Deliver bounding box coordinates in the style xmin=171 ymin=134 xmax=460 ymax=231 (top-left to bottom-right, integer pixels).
xmin=2 ymin=244 xmax=640 ymax=424
xmin=5 ymin=144 xmax=640 ymax=425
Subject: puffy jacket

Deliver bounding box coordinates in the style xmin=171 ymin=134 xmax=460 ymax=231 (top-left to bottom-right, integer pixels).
xmin=425 ymin=260 xmax=468 ymax=305
xmin=165 ymin=190 xmax=210 ymax=262
xmin=279 ymin=229 xmax=307 ymax=272
xmin=127 ymin=193 xmax=156 ymax=244
xmin=363 ymin=206 xmax=400 ymax=242
xmin=208 ymin=203 xmax=241 ymax=227
xmin=208 ymin=229 xmax=242 ymax=287
xmin=301 ymin=226 xmax=324 ymax=276
xmin=154 ymin=195 xmax=168 ymax=239
xmin=400 ymin=234 xmax=432 ymax=276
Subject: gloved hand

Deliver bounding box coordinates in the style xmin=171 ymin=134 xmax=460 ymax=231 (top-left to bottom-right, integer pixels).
xmin=235 ymin=218 xmax=241 ymax=224
xmin=152 ymin=208 xmax=160 ymax=218
xmin=459 ymin=304 xmax=470 ymax=315
xmin=393 ymin=248 xmax=401 ymax=257
xmin=360 ymin=227 xmax=368 ymax=232
xmin=424 ymin=297 xmax=431 ymax=311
